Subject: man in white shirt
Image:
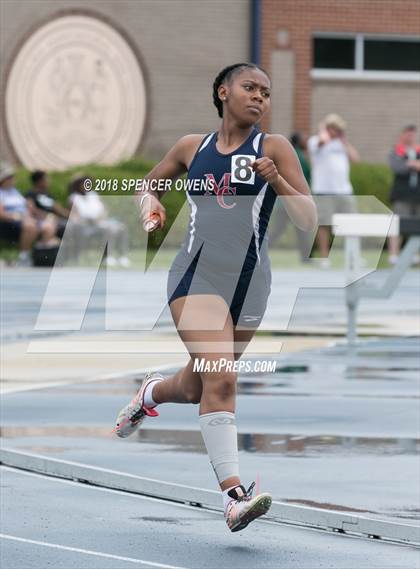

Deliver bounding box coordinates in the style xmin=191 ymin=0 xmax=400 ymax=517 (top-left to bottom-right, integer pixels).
xmin=308 ymin=114 xmax=359 ymax=267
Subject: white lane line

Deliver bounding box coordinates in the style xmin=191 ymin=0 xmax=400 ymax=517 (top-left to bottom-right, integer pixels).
xmin=0 ymin=533 xmax=189 ymax=569
xmin=1 ymin=466 xmax=221 ymax=515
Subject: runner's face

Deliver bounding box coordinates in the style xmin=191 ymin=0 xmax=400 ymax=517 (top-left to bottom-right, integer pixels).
xmin=223 ymin=68 xmax=271 ymax=124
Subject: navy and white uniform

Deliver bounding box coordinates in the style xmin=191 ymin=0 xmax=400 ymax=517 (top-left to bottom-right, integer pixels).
xmin=167 ymin=127 xmax=276 ymax=327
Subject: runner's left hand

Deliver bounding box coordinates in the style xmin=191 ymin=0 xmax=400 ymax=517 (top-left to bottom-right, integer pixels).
xmin=252 ymin=157 xmax=280 ymax=185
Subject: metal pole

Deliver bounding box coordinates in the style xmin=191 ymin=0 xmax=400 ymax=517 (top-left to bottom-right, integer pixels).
xmin=345 ymin=236 xmax=361 ymax=345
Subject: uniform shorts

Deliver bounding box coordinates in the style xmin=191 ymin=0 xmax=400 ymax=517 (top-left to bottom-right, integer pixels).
xmin=167 ymin=260 xmax=271 ymax=328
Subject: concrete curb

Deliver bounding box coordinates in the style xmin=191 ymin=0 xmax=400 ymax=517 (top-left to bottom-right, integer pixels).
xmin=1 ymin=448 xmax=418 ymax=547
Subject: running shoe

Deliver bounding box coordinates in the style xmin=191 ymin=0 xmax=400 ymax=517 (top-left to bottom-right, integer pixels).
xmin=114 ymin=372 xmax=164 ymax=438
xmin=225 ymin=482 xmax=272 ymax=532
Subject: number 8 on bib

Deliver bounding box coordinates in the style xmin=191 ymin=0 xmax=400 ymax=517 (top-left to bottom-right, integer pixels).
xmin=231 ymin=154 xmax=256 ymax=185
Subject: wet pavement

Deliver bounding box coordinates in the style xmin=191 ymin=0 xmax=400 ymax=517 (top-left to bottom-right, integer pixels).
xmin=2 ymin=338 xmax=419 ymax=528
xmin=1 ymin=266 xmax=419 ymax=566
xmin=3 ymin=426 xmax=418 ymax=457
xmin=2 ymin=467 xmax=418 ymax=569
xmin=1 ymin=266 xmax=419 ymax=342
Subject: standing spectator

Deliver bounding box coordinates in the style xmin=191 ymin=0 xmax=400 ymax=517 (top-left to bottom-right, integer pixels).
xmin=388 ymin=125 xmax=420 ymax=265
xmin=270 ymin=131 xmax=312 ymax=263
xmin=0 ymin=163 xmax=55 ymax=266
xmin=26 ymin=170 xmax=69 ymax=238
xmin=308 ymin=114 xmax=360 ymax=268
xmin=68 ymin=175 xmax=130 ymax=267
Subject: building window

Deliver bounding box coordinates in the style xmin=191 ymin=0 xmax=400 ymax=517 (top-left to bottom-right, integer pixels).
xmin=364 ymin=40 xmax=420 ymax=72
xmin=312 ymin=35 xmax=420 ymax=78
xmin=313 ymin=38 xmax=355 ymax=70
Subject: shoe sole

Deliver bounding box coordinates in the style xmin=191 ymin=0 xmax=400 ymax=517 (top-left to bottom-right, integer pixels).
xmin=114 ymin=378 xmax=149 ymax=438
xmin=115 ymin=411 xmax=144 ymax=437
xmin=230 ymin=494 xmax=272 ymax=532
xmin=114 ymin=374 xmax=162 ymax=438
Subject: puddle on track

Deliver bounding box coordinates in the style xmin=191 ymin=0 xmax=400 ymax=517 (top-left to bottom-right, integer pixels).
xmin=2 ymin=426 xmax=418 ymax=456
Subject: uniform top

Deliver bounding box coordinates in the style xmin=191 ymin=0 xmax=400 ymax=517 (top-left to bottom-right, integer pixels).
xmin=174 ymin=127 xmax=276 ymax=275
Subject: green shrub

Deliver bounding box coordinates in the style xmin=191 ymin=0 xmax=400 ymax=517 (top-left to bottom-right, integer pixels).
xmin=350 ymin=162 xmax=393 ymax=206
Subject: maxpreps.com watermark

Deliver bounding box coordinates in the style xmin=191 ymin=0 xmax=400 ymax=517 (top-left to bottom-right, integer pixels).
xmin=193 ymin=358 xmax=277 ymax=374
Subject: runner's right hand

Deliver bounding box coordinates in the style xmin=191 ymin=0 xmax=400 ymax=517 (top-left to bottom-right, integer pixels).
xmin=138 ymin=192 xmax=166 ymax=232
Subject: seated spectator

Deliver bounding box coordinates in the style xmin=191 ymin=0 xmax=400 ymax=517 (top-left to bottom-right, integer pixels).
xmin=0 ymin=163 xmax=56 ymax=266
xmin=26 ymin=170 xmax=69 ymax=238
xmin=388 ymin=124 xmax=420 ymax=265
xmin=68 ymin=174 xmax=130 ymax=267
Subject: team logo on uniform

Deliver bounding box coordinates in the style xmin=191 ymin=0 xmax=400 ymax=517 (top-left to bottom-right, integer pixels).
xmin=208 ymin=416 xmax=235 ymax=426
xmin=204 ymin=173 xmax=237 ymax=209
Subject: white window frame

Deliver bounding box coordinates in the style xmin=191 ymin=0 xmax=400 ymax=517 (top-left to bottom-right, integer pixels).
xmin=311 ymin=33 xmax=420 ymax=82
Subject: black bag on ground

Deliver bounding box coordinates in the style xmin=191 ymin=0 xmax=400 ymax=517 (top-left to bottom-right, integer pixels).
xmin=32 ymin=244 xmax=59 ymax=267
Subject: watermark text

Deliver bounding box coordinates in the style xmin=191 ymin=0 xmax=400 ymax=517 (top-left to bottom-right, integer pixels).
xmin=193 ymin=358 xmax=277 ymax=374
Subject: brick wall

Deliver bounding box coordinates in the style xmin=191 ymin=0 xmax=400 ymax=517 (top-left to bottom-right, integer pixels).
xmin=261 ymin=0 xmax=420 ymax=162
xmin=312 ymin=80 xmax=420 ymax=163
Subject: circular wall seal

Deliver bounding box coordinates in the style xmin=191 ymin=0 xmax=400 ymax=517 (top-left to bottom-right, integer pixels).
xmin=5 ymin=15 xmax=146 ymax=170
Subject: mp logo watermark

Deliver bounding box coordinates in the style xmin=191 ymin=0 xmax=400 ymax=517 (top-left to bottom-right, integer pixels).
xmin=28 ymin=194 xmax=394 ymax=355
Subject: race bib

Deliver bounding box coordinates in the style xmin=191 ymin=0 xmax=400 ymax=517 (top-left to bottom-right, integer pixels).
xmin=231 ymin=154 xmax=256 ymax=185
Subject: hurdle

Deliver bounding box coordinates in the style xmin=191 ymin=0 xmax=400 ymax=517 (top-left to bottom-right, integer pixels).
xmin=332 ymin=214 xmax=420 ymax=344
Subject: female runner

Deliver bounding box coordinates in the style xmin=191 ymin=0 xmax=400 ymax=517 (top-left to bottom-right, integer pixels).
xmin=115 ymin=63 xmax=317 ymax=532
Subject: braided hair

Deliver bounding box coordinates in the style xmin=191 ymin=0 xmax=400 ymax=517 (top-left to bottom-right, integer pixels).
xmin=212 ymin=63 xmax=270 ymax=118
